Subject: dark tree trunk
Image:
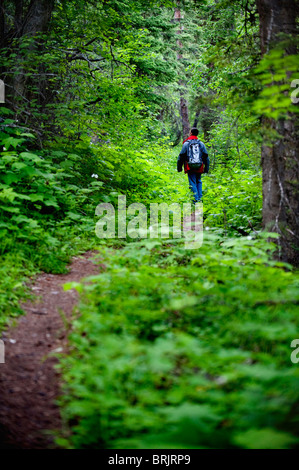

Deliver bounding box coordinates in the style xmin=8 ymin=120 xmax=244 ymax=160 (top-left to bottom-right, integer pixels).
xmin=256 ymin=0 xmax=299 ymax=265
xmin=16 ymin=0 xmax=54 ymax=37
xmin=179 ymin=81 xmax=190 ymax=141
xmin=0 ymin=0 xmax=4 ymax=49
xmin=192 ymin=111 xmax=200 ymax=128
xmin=193 ymin=104 xmax=217 ymax=142
xmin=1 ymin=0 xmax=55 ymax=124
xmin=12 ymin=0 xmax=55 ymax=104
xmin=174 ymin=6 xmax=190 ymax=141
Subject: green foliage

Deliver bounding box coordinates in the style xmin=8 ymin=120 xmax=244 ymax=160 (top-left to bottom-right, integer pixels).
xmin=203 ymin=167 xmax=262 ymax=234
xmin=56 ymin=234 xmax=299 ymax=449
xmin=0 ymin=109 xmax=182 ymax=329
xmin=206 ymin=108 xmax=261 ymax=168
xmin=0 ymin=252 xmax=35 ymax=331
xmin=252 ymin=43 xmax=299 ymax=119
xmin=0 ymin=0 xmax=298 ymax=451
xmin=1 ymin=0 xmax=180 ymax=144
xmin=0 ymin=114 xmax=102 ymax=326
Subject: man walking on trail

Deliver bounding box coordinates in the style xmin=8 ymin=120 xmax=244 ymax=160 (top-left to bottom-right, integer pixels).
xmin=177 ymin=128 xmax=209 ymax=203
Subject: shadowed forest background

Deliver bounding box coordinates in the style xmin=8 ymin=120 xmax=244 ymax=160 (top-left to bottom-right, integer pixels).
xmin=0 ymin=0 xmax=299 ymax=449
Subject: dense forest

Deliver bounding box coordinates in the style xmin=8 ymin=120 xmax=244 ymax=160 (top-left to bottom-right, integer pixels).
xmin=0 ymin=0 xmax=298 ymax=450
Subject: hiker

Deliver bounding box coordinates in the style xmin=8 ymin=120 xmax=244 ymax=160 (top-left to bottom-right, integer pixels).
xmin=177 ymin=128 xmax=209 ymax=203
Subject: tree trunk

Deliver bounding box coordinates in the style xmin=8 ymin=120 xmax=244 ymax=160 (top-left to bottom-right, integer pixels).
xmin=174 ymin=6 xmax=190 ymax=141
xmin=179 ymin=81 xmax=190 ymax=140
xmin=14 ymin=0 xmax=55 ymax=100
xmin=256 ymin=0 xmax=299 ymax=265
xmin=2 ymin=0 xmax=55 ymax=120
xmin=0 ymin=0 xmax=4 ymax=49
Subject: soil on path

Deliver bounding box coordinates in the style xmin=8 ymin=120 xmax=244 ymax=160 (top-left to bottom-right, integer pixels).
xmin=0 ymin=251 xmax=99 ymax=449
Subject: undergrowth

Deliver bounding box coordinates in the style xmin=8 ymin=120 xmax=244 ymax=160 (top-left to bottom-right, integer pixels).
xmin=56 ymin=233 xmax=299 ymax=449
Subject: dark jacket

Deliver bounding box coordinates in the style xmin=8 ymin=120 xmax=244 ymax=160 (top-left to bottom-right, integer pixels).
xmin=177 ymin=137 xmax=210 ymax=174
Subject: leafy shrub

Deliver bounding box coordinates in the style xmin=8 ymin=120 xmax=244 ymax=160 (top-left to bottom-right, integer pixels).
xmin=203 ymin=168 xmax=262 ymax=234
xmin=0 ymin=112 xmax=103 ymax=327
xmin=56 ymin=233 xmax=299 ymax=449
xmin=0 ymin=110 xmax=185 ymax=329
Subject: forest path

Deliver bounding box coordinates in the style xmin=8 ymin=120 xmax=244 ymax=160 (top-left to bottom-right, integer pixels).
xmin=0 ymin=217 xmax=200 ymax=450
xmin=0 ymin=251 xmax=99 ymax=449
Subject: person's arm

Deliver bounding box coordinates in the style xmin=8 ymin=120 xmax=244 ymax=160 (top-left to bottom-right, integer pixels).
xmin=201 ymin=143 xmax=209 ymax=174
xmin=177 ymin=142 xmax=188 ymax=172
xmin=203 ymin=153 xmax=209 ymax=173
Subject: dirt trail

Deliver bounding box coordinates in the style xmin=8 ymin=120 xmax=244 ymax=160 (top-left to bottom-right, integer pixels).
xmin=0 ymin=251 xmax=99 ymax=449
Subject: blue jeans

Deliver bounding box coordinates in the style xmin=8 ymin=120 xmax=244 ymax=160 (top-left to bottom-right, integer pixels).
xmin=188 ymin=173 xmax=202 ymax=203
